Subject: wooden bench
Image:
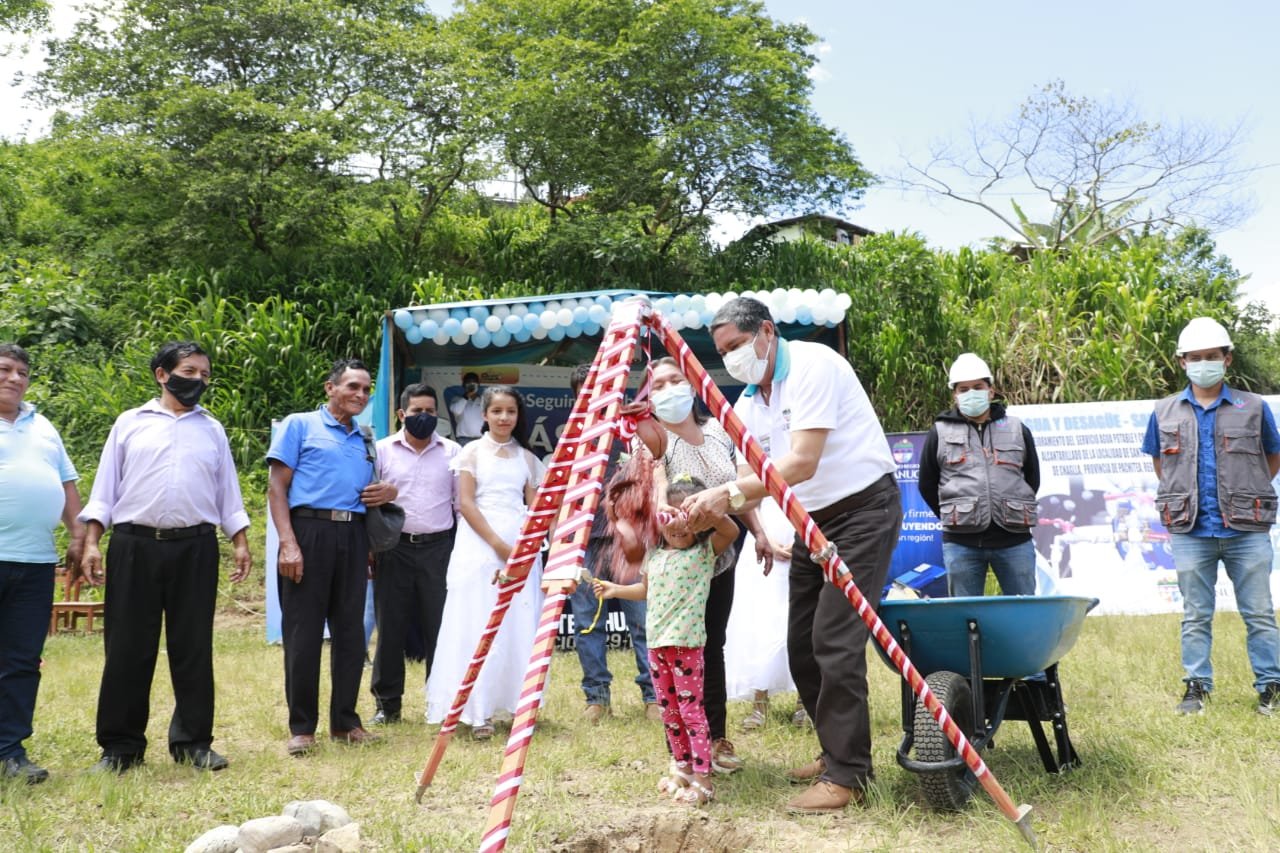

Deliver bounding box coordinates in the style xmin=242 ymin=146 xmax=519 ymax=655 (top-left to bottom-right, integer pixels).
xmin=49 ymin=568 xmax=104 ymax=635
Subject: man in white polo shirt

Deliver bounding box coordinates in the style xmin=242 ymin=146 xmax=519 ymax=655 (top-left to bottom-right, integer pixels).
xmin=683 ymin=296 xmax=901 ymax=814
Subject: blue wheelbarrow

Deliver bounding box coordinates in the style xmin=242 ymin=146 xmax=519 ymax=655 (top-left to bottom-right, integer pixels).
xmin=876 ymin=595 xmax=1098 ymax=810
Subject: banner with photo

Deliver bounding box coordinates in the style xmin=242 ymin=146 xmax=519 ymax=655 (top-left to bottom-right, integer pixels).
xmin=1007 ymin=397 xmax=1280 ymax=615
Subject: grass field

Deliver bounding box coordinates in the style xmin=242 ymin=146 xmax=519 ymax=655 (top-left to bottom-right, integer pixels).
xmin=4 ymin=603 xmax=1280 ymax=852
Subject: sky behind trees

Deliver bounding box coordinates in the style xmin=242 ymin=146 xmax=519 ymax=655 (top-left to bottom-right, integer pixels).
xmin=4 ymin=0 xmax=1277 ymax=314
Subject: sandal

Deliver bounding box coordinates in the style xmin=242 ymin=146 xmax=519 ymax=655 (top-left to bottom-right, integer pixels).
xmin=657 ymin=762 xmax=693 ymax=797
xmin=472 ymin=722 xmax=495 ymax=740
xmin=674 ymin=779 xmax=714 ymax=807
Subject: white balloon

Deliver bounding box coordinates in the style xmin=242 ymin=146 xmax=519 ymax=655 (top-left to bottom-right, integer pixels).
xmin=556 ymin=308 xmax=574 ymax=327
xmin=493 ymin=305 xmax=511 ymax=319
xmin=531 ymin=325 xmax=549 ymax=339
xmin=546 ymin=300 xmax=561 ymax=312
xmin=778 ymin=305 xmax=797 ymax=324
xmin=540 ymin=310 xmax=558 ymax=330
xmin=705 ymin=292 xmax=723 ymax=312
xmin=461 ymin=317 xmax=479 ymax=335
xmin=836 ymin=293 xmax=852 ymax=311
xmin=484 ymin=315 xmax=502 ymax=332
xmin=428 ymin=309 xmax=448 ymax=324
xmin=451 ymin=332 xmax=468 ymax=345
xmin=683 ymin=309 xmax=701 ymax=328
xmin=432 ymin=331 xmax=450 ymax=346
xmin=668 ymin=313 xmax=685 ymax=331
xmin=412 ymin=310 xmax=428 ymax=325
xmin=512 ymin=303 xmax=529 ymax=316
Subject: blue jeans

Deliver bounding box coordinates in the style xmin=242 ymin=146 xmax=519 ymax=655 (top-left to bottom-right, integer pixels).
xmin=0 ymin=561 xmax=55 ymax=761
xmin=568 ymin=581 xmax=654 ymax=705
xmin=943 ymin=540 xmax=1036 ymax=596
xmin=1171 ymin=532 xmax=1280 ymax=692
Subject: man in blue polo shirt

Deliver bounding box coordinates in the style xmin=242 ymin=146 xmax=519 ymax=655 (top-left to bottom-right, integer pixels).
xmin=0 ymin=344 xmax=84 ymax=784
xmin=1143 ymin=317 xmax=1280 ymax=716
xmin=267 ymin=358 xmax=398 ymax=755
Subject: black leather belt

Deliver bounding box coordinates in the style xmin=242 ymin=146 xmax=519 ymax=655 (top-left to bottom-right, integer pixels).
xmin=292 ymin=508 xmax=361 ymax=522
xmin=401 ymin=530 xmax=451 ymax=544
xmin=809 ymin=473 xmax=898 ymax=525
xmin=114 ymin=522 xmax=215 ymax=541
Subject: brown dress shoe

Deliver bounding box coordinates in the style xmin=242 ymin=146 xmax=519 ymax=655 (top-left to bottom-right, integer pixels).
xmin=785 ymin=755 xmax=826 ymax=784
xmin=582 ymin=704 xmax=608 ymax=724
xmin=786 ymin=780 xmax=863 ymax=814
xmin=645 ymin=703 xmax=664 ymax=723
xmin=286 ymin=734 xmax=317 ymax=756
xmin=330 ymin=726 xmax=380 ymax=745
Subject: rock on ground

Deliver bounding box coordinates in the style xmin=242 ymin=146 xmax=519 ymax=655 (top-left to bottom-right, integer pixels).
xmin=236 ymin=815 xmax=305 ymax=853
xmin=315 ymin=821 xmax=361 ymax=853
xmin=183 ymin=824 xmax=240 ymax=853
xmin=283 ymin=799 xmax=353 ymax=836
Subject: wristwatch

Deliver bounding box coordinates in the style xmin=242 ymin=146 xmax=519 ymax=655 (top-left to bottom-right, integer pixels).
xmin=726 ymin=481 xmax=746 ymax=511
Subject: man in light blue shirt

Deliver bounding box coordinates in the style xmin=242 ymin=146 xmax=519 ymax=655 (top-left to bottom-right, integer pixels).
xmin=0 ymin=343 xmax=84 ymax=784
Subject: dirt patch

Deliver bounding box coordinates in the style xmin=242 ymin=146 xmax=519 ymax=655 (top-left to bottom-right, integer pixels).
xmin=552 ymin=812 xmax=753 ymax=853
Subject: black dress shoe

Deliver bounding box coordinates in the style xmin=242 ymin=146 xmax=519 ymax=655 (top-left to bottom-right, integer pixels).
xmin=370 ymin=709 xmax=401 ymax=725
xmin=175 ymin=747 xmax=229 ymax=771
xmin=1 ymin=755 xmax=49 ymax=785
xmin=90 ymin=753 xmax=143 ymax=774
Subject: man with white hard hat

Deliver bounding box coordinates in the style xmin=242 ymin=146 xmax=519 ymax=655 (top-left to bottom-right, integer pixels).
xmin=919 ymin=353 xmax=1041 ymax=596
xmin=1142 ymin=317 xmax=1280 ymax=716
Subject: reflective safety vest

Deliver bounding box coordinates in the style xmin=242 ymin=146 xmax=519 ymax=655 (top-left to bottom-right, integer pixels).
xmin=1152 ymin=391 xmax=1277 ymax=533
xmin=935 ymin=415 xmax=1038 ymax=534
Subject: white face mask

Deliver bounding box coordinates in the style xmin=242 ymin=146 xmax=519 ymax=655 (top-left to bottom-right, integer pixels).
xmin=724 ymin=332 xmax=771 ymax=385
xmin=956 ymin=388 xmax=990 ymax=418
xmin=1185 ymin=360 xmax=1226 ymax=389
xmin=652 ymin=383 xmax=695 ymax=424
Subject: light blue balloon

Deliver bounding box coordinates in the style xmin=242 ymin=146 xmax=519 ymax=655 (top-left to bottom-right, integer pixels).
xmin=572 ymin=306 xmax=589 ymax=324
xmin=442 ymin=318 xmax=462 ymax=335
xmin=393 ymin=309 xmax=412 ymax=330
xmin=449 ymin=308 xmax=468 ymax=322
xmin=514 ymin=328 xmax=532 ymax=343
xmin=492 ymin=329 xmax=511 ymax=347
xmin=404 ymin=326 xmax=424 ymax=344
xmin=795 ymin=305 xmax=813 ymax=324
xmin=583 ymin=321 xmax=601 ymax=336
xmin=587 ymin=304 xmax=607 ymax=324
xmin=565 ymin=323 xmax=582 ymax=338
xmin=472 ymin=329 xmax=492 ymax=348
xmin=528 ymin=302 xmax=545 ymax=315
xmin=700 ymin=310 xmax=714 ymax=327
xmin=595 ymin=294 xmax=613 ymax=310
xmin=420 ymin=319 xmax=438 ymax=338
xmin=503 ymin=314 xmax=523 ymax=334
xmin=523 ymin=313 xmax=541 ymax=332
xmin=548 ymin=326 xmax=565 ymax=341
xmin=469 ymin=306 xmax=489 ymax=321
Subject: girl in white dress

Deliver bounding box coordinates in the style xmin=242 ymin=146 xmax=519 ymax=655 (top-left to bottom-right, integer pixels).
xmin=426 ymin=386 xmax=546 ymax=738
xmin=725 ymin=497 xmax=801 ymax=730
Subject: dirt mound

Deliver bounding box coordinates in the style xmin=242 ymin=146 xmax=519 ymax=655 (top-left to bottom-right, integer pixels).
xmin=553 ymin=812 xmax=752 ymax=853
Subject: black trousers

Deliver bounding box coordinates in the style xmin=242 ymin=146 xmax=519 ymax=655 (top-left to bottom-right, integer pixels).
xmin=279 ymin=516 xmax=368 ymax=735
xmin=96 ymin=529 xmax=220 ymax=760
xmin=702 ymin=565 xmax=735 ymax=742
xmin=788 ymin=474 xmax=901 ymax=789
xmin=370 ymin=532 xmax=452 ymax=716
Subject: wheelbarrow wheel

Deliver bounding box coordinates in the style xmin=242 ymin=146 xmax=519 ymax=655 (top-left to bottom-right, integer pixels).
xmin=914 ymin=670 xmax=978 ymax=810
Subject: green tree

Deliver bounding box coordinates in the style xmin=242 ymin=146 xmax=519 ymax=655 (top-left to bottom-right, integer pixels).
xmin=0 ymin=0 xmax=46 ymax=35
xmin=33 ymin=0 xmax=476 ymax=265
xmin=456 ymin=0 xmax=871 ymax=254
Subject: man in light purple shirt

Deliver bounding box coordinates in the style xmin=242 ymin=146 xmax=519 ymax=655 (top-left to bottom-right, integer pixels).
xmin=369 ymin=383 xmax=460 ymax=724
xmin=81 ymin=341 xmax=251 ymax=774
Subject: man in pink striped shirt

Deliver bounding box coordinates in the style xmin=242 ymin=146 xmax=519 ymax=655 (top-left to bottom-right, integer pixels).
xmin=81 ymin=341 xmax=251 ymax=774
xmin=369 ymin=383 xmax=460 ymax=723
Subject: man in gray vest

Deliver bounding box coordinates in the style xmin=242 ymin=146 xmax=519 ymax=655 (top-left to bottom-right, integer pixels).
xmin=919 ymin=353 xmax=1041 ymax=596
xmin=1142 ymin=317 xmax=1280 ymax=715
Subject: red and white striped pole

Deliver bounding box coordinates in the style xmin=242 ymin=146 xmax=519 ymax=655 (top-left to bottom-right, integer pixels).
xmin=647 ymin=309 xmax=1036 ymax=848
xmin=477 ymin=303 xmax=645 ymax=852
xmin=413 ymin=316 xmax=629 ymax=800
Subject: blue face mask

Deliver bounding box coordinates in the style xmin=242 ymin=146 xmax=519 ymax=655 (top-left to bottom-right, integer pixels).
xmin=956 ymin=388 xmax=990 ymax=418
xmin=1185 ymin=360 xmax=1226 ymax=389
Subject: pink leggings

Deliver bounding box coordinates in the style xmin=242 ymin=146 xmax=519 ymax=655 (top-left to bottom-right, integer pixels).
xmin=648 ymin=645 xmax=710 ymax=775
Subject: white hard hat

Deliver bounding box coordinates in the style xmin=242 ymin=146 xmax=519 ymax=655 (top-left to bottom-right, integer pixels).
xmin=1176 ymin=317 xmax=1232 ymax=355
xmin=948 ymin=352 xmax=993 ymax=386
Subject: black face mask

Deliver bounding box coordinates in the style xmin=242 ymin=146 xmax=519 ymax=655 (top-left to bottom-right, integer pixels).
xmin=404 ymin=411 xmax=438 ymax=439
xmin=165 ymin=374 xmax=208 ymax=408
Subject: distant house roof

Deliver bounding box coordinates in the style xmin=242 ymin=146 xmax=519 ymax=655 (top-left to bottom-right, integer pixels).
xmin=740 ymin=214 xmax=875 ymax=245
